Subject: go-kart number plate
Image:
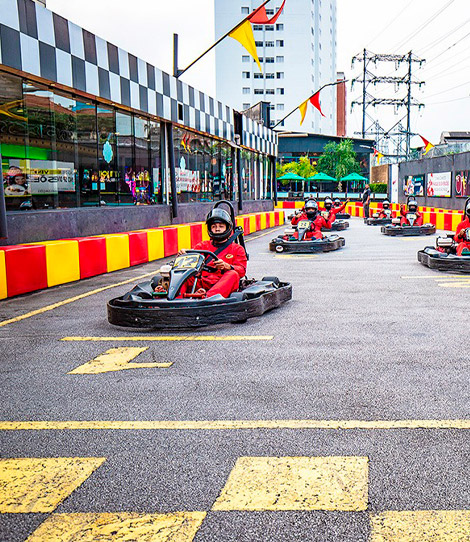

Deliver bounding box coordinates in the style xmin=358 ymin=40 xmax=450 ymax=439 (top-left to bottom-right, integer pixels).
xmin=297 ymin=220 xmax=311 ymax=229
xmin=321 ymin=211 xmax=329 ymax=219
xmin=407 ymin=213 xmax=417 ymax=220
xmin=174 ymin=254 xmax=203 ymax=270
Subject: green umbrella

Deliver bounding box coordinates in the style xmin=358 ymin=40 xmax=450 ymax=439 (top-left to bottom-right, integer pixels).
xmin=277 ymin=172 xmax=305 ymax=181
xmin=309 ymin=172 xmax=337 ymax=182
xmin=340 ymin=172 xmax=368 ymax=181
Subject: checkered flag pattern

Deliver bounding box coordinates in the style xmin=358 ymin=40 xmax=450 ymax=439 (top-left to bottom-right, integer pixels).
xmin=242 ymin=115 xmax=278 ymax=156
xmin=0 ymin=0 xmax=276 ymax=154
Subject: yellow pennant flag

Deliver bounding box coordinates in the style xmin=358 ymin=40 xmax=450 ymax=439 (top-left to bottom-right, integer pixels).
xmin=229 ymin=20 xmax=262 ymax=73
xmin=299 ymin=99 xmax=309 ymax=125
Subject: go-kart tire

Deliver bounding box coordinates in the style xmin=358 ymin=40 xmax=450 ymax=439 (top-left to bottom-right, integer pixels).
xmin=327 ymin=221 xmax=349 ymax=231
xmin=335 ymin=213 xmax=350 ymax=220
xmin=275 ymin=244 xmax=285 ymax=253
xmin=262 ymin=276 xmax=281 ymax=286
xmin=417 ymin=248 xmax=470 ymax=273
xmin=366 ymin=218 xmax=393 ymax=226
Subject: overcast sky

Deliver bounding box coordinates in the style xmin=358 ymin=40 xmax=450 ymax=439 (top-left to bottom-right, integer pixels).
xmin=48 ymin=0 xmax=470 ymax=147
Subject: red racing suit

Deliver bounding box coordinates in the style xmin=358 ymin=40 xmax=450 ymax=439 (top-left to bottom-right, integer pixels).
xmin=180 ymin=240 xmax=247 ymax=298
xmin=400 ymin=205 xmax=423 ymax=226
xmin=454 ymin=217 xmax=470 ymax=255
xmin=288 ymin=212 xmax=331 ymax=239
xmin=378 ymin=208 xmax=396 ymax=219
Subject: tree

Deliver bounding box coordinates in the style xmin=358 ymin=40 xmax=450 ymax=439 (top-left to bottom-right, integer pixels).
xmin=276 ymin=156 xmax=317 ymax=185
xmin=316 ymin=140 xmax=361 ymax=181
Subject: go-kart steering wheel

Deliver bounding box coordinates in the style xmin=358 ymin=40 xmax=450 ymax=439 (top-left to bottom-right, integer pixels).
xmin=185 ymin=249 xmax=219 ymax=272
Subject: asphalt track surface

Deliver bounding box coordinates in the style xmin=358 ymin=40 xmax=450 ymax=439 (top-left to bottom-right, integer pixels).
xmin=0 ymin=217 xmax=469 ymax=541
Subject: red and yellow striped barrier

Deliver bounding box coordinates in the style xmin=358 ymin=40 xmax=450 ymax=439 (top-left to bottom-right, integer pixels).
xmin=275 ymin=201 xmax=464 ymax=230
xmin=0 ymin=210 xmax=284 ymax=300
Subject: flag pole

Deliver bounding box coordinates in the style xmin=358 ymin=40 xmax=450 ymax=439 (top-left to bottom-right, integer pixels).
xmin=272 ymin=79 xmax=348 ymax=129
xmin=176 ymin=0 xmax=272 ymax=78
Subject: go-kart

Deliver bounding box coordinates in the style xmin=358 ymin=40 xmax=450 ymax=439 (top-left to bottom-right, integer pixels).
xmin=381 ymin=214 xmax=436 ymax=236
xmin=366 ymin=210 xmax=394 ymax=226
xmin=319 ymin=211 xmax=349 ymax=231
xmin=417 ymin=229 xmax=470 ymax=273
xmin=108 ymin=201 xmax=292 ymax=329
xmin=269 ymin=219 xmax=345 ymax=253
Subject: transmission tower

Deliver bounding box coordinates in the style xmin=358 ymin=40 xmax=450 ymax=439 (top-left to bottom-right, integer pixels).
xmin=351 ymin=49 xmax=425 ymax=161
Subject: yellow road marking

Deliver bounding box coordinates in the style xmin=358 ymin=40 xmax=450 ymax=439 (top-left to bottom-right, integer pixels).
xmin=212 ymin=456 xmax=368 ymax=511
xmin=401 ymin=275 xmax=464 ymax=280
xmin=0 ymin=457 xmax=105 ymax=513
xmin=68 ymin=347 xmax=172 ymax=374
xmin=27 ymin=511 xmax=206 ymax=542
xmin=439 ymin=282 xmax=470 ymax=288
xmin=370 ymin=510 xmax=470 ymax=541
xmin=0 ymin=271 xmax=159 ymax=329
xmin=61 ymin=335 xmax=273 ymax=342
xmin=1 ymin=419 xmax=470 ymax=431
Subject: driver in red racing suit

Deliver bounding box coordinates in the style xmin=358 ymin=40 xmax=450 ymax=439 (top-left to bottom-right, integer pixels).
xmin=288 ymin=200 xmax=331 ymax=239
xmin=318 ymin=197 xmax=350 ymax=223
xmin=400 ymin=199 xmax=423 ymax=226
xmin=454 ymin=200 xmax=470 ymax=255
xmin=377 ymin=198 xmax=396 ymax=219
xmin=176 ymin=208 xmax=247 ymax=298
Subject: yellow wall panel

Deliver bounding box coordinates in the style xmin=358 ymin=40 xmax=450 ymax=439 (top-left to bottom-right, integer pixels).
xmin=44 ymin=241 xmax=80 ymax=287
xmin=0 ymin=251 xmax=7 ymax=300
xmin=104 ymin=234 xmax=130 ymax=272
xmin=452 ymin=213 xmax=463 ymax=232
xmin=146 ymin=229 xmax=165 ymax=261
xmin=260 ymin=213 xmax=267 ymax=230
xmin=435 ymin=213 xmax=445 ymax=230
xmin=177 ymin=225 xmax=192 ymax=251
xmin=249 ymin=215 xmax=257 ymax=233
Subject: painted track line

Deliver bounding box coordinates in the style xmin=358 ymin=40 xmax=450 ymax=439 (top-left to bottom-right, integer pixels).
xmin=61 ymin=336 xmax=273 ymax=342
xmin=1 ymin=419 xmax=469 ymax=431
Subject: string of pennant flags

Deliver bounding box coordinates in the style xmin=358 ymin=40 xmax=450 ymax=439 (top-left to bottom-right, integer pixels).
xmin=374 ymin=135 xmax=435 ymax=165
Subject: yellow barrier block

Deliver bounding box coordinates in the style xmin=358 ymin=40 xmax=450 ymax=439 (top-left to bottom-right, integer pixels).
xmin=146 ymin=229 xmax=165 ymax=261
xmin=0 ymin=250 xmax=6 ymax=300
xmin=37 ymin=240 xmax=80 ymax=287
xmin=177 ymin=225 xmax=192 ymax=251
xmin=452 ymin=213 xmax=463 ymax=232
xmin=422 ymin=212 xmax=431 ymax=224
xmin=295 ymin=201 xmax=304 ymax=209
xmin=260 ymin=213 xmax=267 ymax=230
xmin=278 ymin=210 xmax=285 ymax=224
xmin=268 ymin=211 xmax=276 ymax=227
xmin=104 ymin=234 xmax=130 ymax=272
xmin=435 ymin=213 xmax=445 ymax=230
xmin=249 ymin=215 xmax=257 ymax=233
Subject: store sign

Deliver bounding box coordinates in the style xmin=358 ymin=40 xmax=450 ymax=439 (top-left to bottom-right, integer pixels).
xmin=427 ymin=172 xmax=451 ymax=197
xmin=403 ymin=174 xmax=424 ymax=196
xmin=455 ymin=170 xmax=470 ymax=198
xmin=175 ymin=167 xmax=200 ymax=193
xmin=28 ymin=161 xmax=75 ymax=194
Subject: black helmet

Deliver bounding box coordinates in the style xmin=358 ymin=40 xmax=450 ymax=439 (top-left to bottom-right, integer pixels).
xmin=465 ymin=199 xmax=470 ymax=219
xmin=206 ymin=208 xmax=233 ymax=242
xmin=304 ymin=199 xmax=318 ymax=219
xmin=383 ymin=198 xmax=390 ymax=209
xmin=324 ymin=197 xmax=333 ymax=210
xmin=408 ymin=199 xmax=418 ymax=212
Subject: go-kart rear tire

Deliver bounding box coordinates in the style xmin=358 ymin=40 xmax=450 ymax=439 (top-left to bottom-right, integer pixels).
xmin=262 ymin=276 xmax=281 ymax=286
xmin=275 ymin=244 xmax=284 ymax=253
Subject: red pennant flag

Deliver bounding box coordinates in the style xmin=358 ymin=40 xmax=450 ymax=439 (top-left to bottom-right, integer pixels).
xmin=419 ymin=135 xmax=434 ymax=155
xmin=249 ymin=0 xmax=286 ymax=24
xmin=309 ymin=91 xmax=325 ymax=117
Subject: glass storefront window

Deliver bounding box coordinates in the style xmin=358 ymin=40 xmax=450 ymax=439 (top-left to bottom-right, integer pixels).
xmin=149 ymin=120 xmax=163 ymax=204
xmin=134 ymin=116 xmax=151 ymax=204
xmin=97 ymin=106 xmax=117 ymax=205
xmin=76 ymin=100 xmax=99 ymax=206
xmin=116 ymin=111 xmax=134 ymax=205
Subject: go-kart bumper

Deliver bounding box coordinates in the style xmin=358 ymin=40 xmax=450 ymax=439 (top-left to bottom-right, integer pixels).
xmin=108 ymin=278 xmax=292 ymax=329
xmin=366 ymin=218 xmax=393 ymax=226
xmin=324 ymin=221 xmax=349 ymax=231
xmin=269 ymin=235 xmax=345 ymax=253
xmin=417 ymin=247 xmax=470 ymax=273
xmin=381 ymin=224 xmax=436 ymax=236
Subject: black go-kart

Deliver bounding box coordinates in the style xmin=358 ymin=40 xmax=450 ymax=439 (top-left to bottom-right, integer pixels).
xmin=269 ymin=219 xmax=345 ymax=254
xmin=366 ymin=210 xmax=394 ymax=226
xmin=335 ymin=212 xmax=350 ymax=220
xmin=381 ymin=214 xmax=436 ymax=236
xmin=108 ymin=202 xmax=292 ymax=329
xmin=418 ymin=229 xmax=470 ymax=273
xmin=319 ymin=211 xmax=349 ymax=231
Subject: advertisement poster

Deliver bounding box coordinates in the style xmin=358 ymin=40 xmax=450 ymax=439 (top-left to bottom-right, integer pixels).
xmin=455 ymin=170 xmax=470 ymax=198
xmin=391 ymin=164 xmax=399 ymax=203
xmin=28 ymin=161 xmax=75 ymax=195
xmin=403 ymin=175 xmax=425 ymax=196
xmin=426 ymin=172 xmax=451 ymax=197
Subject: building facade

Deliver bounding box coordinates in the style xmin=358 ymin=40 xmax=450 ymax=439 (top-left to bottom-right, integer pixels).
xmin=0 ymin=0 xmax=277 ymax=244
xmin=215 ymin=0 xmax=337 ymax=134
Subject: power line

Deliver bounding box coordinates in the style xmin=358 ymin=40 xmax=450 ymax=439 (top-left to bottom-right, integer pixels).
xmin=423 ymin=80 xmax=470 ymax=99
xmin=417 ymin=16 xmax=470 ymax=55
xmin=365 ymin=0 xmax=415 ymax=49
xmin=426 ymin=95 xmax=470 ymax=106
xmin=389 ymin=0 xmax=456 ymax=53
xmin=425 ymin=30 xmax=470 ymax=65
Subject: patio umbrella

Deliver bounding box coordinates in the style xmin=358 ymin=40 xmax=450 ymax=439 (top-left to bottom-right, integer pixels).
xmin=309 ymin=172 xmax=337 ymax=182
xmin=277 ymin=173 xmax=305 ymax=181
xmin=340 ymin=172 xmax=368 ymax=182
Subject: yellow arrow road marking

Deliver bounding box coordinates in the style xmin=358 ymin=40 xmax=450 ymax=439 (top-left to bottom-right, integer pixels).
xmin=68 ymin=347 xmax=172 ymax=374
xmin=61 ymin=335 xmax=273 ymax=342
xmin=1 ymin=419 xmax=470 ymax=431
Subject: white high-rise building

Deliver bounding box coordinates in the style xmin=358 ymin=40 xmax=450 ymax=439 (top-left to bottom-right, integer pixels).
xmin=215 ymin=0 xmax=337 ymax=134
